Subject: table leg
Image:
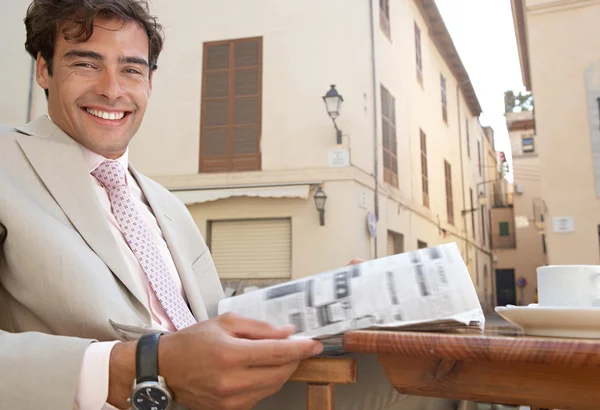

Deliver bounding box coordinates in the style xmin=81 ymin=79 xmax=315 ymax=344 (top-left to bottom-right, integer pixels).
xmin=307 ymin=383 xmax=334 ymax=410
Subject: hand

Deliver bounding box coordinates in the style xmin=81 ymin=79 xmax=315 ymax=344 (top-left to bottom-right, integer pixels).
xmin=158 ymin=313 xmax=322 ymax=410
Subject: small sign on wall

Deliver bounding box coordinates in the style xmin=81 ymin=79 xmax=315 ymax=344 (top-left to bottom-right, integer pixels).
xmin=328 ymin=149 xmax=350 ymax=168
xmin=552 ymin=216 xmax=575 ymax=233
xmin=359 ymin=190 xmax=368 ymax=209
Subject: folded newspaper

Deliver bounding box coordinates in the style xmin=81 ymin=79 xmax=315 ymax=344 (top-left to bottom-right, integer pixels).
xmin=218 ymin=243 xmax=484 ymax=346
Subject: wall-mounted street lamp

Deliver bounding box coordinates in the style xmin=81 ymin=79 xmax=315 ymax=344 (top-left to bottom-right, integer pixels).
xmin=322 ymin=84 xmax=344 ymax=144
xmin=462 ymin=192 xmax=487 ymax=215
xmin=314 ymin=186 xmax=327 ymax=226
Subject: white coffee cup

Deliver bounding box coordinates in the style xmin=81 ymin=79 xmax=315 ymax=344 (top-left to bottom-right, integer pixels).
xmin=537 ymin=265 xmax=600 ymax=307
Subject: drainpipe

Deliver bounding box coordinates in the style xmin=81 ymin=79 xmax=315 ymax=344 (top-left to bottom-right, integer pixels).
xmin=368 ymin=0 xmax=380 ymax=258
xmin=456 ymin=84 xmax=469 ymax=269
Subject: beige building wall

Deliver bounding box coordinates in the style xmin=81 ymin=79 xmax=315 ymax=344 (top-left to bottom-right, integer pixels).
xmin=492 ymin=111 xmax=546 ymax=306
xmin=513 ymin=0 xmax=600 ymax=265
xmin=0 ymin=0 xmax=47 ymax=126
xmin=1 ymin=1 xmax=497 ymax=307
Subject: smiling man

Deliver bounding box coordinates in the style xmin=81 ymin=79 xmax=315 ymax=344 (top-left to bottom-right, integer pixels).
xmin=0 ymin=1 xmax=324 ymax=409
xmin=0 ymin=1 xmax=462 ymax=410
xmin=35 ymin=16 xmax=152 ymax=159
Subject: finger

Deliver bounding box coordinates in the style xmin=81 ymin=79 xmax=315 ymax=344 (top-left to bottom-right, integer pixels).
xmin=236 ymin=338 xmax=323 ymax=366
xmin=219 ymin=313 xmax=295 ymax=340
xmin=348 ymin=258 xmax=365 ymax=265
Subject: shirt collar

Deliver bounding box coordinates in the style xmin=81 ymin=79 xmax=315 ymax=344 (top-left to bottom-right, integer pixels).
xmin=79 ymin=143 xmax=130 ymax=175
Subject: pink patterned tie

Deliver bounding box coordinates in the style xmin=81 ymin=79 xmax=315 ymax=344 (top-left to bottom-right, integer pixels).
xmin=92 ymin=160 xmax=196 ymax=330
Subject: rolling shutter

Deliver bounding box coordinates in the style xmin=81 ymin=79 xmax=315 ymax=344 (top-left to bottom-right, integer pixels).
xmin=210 ymin=219 xmax=291 ymax=279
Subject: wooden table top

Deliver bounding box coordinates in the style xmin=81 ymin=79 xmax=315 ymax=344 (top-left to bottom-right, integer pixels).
xmin=343 ymin=326 xmax=600 ymax=368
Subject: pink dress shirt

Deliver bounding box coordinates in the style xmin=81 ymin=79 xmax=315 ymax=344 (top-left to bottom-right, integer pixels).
xmin=74 ymin=144 xmax=187 ymax=410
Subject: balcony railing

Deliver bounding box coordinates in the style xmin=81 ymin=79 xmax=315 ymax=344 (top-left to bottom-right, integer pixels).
xmin=492 ymin=234 xmax=516 ymax=249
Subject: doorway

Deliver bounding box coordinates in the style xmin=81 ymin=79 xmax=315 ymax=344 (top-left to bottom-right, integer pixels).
xmin=495 ymin=269 xmax=516 ymax=306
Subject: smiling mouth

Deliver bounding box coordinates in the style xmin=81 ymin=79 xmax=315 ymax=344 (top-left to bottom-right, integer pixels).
xmin=83 ymin=107 xmax=131 ymax=121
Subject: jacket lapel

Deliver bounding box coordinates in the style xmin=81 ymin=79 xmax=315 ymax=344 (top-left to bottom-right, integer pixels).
xmin=130 ymin=167 xmax=209 ymax=321
xmin=14 ymin=117 xmax=150 ymax=316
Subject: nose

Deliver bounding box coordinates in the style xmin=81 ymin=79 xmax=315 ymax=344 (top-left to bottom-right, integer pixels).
xmin=96 ymin=69 xmax=123 ymax=102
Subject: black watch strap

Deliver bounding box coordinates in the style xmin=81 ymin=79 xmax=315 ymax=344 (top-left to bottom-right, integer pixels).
xmin=136 ymin=332 xmax=163 ymax=383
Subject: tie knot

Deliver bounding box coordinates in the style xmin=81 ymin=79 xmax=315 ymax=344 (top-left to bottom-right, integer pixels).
xmin=91 ymin=160 xmax=127 ymax=192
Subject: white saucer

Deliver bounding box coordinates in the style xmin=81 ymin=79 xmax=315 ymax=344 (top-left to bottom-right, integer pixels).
xmin=495 ymin=304 xmax=600 ymax=339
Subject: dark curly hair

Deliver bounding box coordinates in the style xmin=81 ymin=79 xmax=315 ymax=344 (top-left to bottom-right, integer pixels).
xmin=24 ymin=0 xmax=164 ymax=76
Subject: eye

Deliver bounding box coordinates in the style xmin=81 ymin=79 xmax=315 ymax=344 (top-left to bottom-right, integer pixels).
xmin=125 ymin=68 xmax=143 ymax=75
xmin=74 ymin=62 xmax=95 ymax=69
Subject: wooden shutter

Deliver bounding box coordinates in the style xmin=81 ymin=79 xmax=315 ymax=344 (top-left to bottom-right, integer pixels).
xmin=415 ymin=22 xmax=422 ymax=84
xmin=445 ymin=161 xmax=454 ymax=225
xmin=209 ymin=219 xmax=291 ymax=279
xmin=441 ymin=75 xmax=447 ymax=123
xmin=201 ymin=37 xmax=262 ymax=173
xmin=470 ymin=188 xmax=475 ymax=237
xmin=381 ymin=85 xmax=398 ymax=187
xmin=420 ymin=129 xmax=429 ymax=208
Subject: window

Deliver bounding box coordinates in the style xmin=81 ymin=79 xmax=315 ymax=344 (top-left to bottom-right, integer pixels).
xmin=381 ymin=85 xmax=398 ymax=186
xmin=420 ymin=129 xmax=429 ymax=208
xmin=415 ymin=23 xmax=423 ymax=85
xmin=522 ymin=136 xmax=535 ymax=153
xmin=380 ymin=0 xmax=391 ymax=39
xmin=440 ymin=74 xmax=448 ymax=123
xmin=465 ymin=117 xmax=470 ymax=158
xmin=470 ymin=188 xmax=475 ymax=238
xmin=499 ymin=222 xmax=510 ymax=236
xmin=477 ymin=140 xmax=482 ymax=176
xmin=444 ymin=160 xmax=454 ymax=225
xmin=417 ymin=240 xmax=428 ymax=249
xmin=481 ymin=204 xmax=486 ymax=245
xmin=200 ymin=37 xmax=262 ymax=173
xmin=387 ymin=231 xmax=405 ymax=256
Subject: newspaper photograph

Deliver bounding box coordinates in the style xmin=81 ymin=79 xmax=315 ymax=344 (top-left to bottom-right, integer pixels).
xmin=218 ymin=243 xmax=484 ymax=342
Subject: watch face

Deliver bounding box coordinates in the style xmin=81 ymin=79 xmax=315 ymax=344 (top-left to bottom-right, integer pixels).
xmin=132 ymin=386 xmax=170 ymax=410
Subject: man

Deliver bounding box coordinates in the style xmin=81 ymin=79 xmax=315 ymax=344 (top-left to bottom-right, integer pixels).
xmin=0 ymin=1 xmax=461 ymax=409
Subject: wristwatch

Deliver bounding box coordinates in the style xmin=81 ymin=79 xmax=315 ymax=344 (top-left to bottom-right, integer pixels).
xmin=129 ymin=332 xmax=173 ymax=410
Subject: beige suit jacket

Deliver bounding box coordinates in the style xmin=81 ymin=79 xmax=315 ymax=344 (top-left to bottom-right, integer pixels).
xmin=0 ymin=116 xmax=224 ymax=409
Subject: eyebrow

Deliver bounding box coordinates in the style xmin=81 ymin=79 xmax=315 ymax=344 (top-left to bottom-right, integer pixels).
xmin=63 ymin=50 xmax=149 ymax=67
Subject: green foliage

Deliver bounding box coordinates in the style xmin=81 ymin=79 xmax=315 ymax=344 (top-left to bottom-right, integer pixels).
xmin=504 ymin=90 xmax=533 ymax=113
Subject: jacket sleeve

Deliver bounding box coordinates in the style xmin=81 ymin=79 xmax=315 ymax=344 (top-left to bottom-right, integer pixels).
xmin=0 ymin=330 xmax=93 ymax=409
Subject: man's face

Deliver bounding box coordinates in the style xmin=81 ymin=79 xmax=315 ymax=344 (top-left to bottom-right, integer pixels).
xmin=36 ymin=17 xmax=153 ymax=159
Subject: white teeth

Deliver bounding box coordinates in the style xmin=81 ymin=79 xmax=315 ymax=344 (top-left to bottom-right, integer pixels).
xmin=86 ymin=108 xmax=125 ymax=121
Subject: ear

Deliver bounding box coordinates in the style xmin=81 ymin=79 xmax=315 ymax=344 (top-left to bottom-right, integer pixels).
xmin=148 ymin=70 xmax=154 ymax=94
xmin=35 ymin=52 xmax=50 ymax=90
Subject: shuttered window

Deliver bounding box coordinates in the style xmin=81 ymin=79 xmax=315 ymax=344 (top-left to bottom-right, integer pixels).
xmin=470 ymin=188 xmax=475 ymax=238
xmin=200 ymin=37 xmax=262 ymax=173
xmin=415 ymin=22 xmax=422 ymax=85
xmin=380 ymin=0 xmax=391 ymax=39
xmin=420 ymin=129 xmax=429 ymax=208
xmin=465 ymin=117 xmax=471 ymax=158
xmin=444 ymin=160 xmax=454 ymax=225
xmin=440 ymin=74 xmax=448 ymax=123
xmin=381 ymin=85 xmax=398 ymax=187
xmin=478 ymin=140 xmax=482 ymax=175
xmin=209 ymin=219 xmax=291 ymax=279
